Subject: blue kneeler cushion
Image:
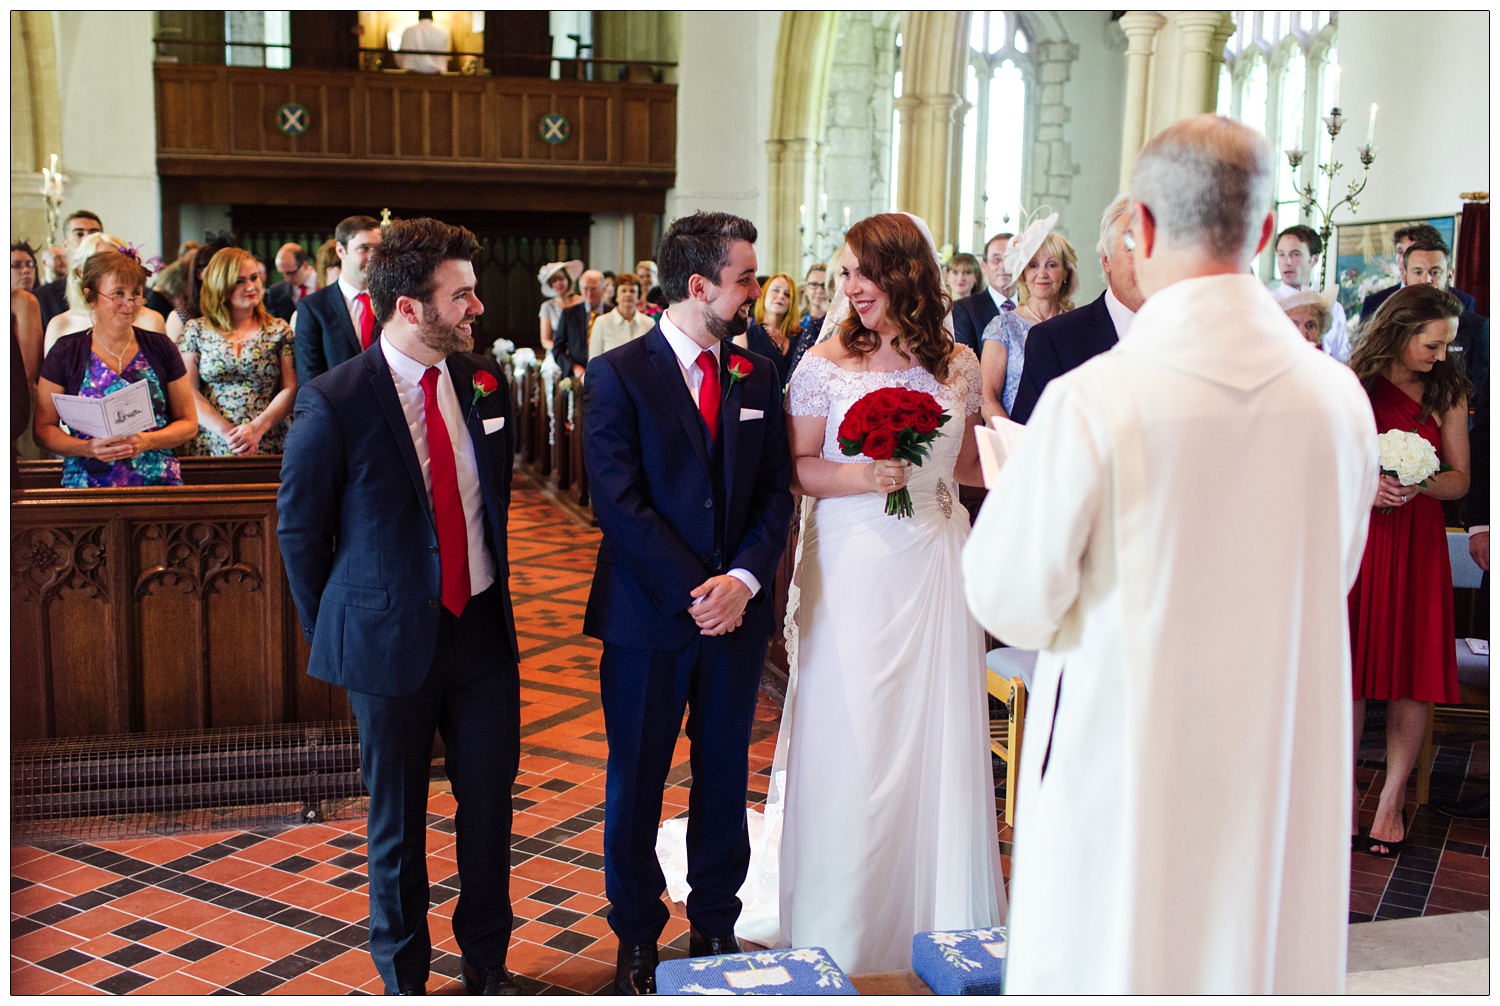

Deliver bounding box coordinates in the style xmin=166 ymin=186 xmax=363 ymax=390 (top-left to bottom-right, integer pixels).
xmin=911 ymin=927 xmax=1008 ymax=995
xmin=654 ymin=947 xmax=859 ymax=995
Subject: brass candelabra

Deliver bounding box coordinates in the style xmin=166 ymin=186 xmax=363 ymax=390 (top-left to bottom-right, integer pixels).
xmin=1284 ymin=106 xmax=1378 ymax=290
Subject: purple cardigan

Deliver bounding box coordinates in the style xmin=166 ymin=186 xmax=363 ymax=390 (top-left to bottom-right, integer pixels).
xmin=40 ymin=328 xmax=187 ymax=395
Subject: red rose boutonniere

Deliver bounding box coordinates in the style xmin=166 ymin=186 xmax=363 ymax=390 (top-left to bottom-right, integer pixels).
xmin=472 ymin=370 xmax=499 ymax=407
xmin=726 ymin=355 xmax=753 ymax=390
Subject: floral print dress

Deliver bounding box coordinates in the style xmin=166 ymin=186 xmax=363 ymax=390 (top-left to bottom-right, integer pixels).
xmin=61 ymin=352 xmax=182 ymax=487
xmin=179 ymin=317 xmax=295 ymax=455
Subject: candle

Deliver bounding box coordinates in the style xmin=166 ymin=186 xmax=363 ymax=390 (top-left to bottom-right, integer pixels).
xmin=820 ymin=192 xmax=828 ymax=218
xmin=1327 ymin=65 xmax=1340 ymax=109
xmin=49 ymin=153 xmax=57 ymax=173
xmin=843 ymin=206 xmax=851 ymax=228
xmin=1366 ymin=103 xmax=1378 ymax=145
xmin=799 ymin=204 xmax=807 ymax=224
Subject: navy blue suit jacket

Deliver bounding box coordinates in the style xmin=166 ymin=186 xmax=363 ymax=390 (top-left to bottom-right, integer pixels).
xmin=952 ymin=289 xmax=1001 ymax=355
xmin=294 ymin=284 xmax=380 ymax=388
xmin=553 ymin=301 xmax=597 ymax=375
xmin=265 ymin=280 xmax=298 ymax=323
xmin=582 ymin=326 xmax=794 ymax=651
xmin=277 ymin=345 xmax=519 ymax=697
xmin=1362 ymin=282 xmax=1478 ymax=320
xmin=1009 ymin=291 xmax=1120 ymax=425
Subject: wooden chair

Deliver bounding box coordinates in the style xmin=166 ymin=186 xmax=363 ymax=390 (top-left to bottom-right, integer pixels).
xmin=985 ymin=647 xmax=1036 ymax=827
xmin=1413 ymin=531 xmax=1489 ymax=804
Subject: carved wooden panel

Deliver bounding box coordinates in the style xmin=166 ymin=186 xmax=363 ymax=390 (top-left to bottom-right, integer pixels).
xmin=11 ymin=487 xmax=338 ymax=740
xmin=157 ymin=67 xmax=225 ymax=154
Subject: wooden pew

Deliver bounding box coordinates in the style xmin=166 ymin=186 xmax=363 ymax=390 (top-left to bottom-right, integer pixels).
xmin=550 ymin=381 xmax=576 ymax=493
xmin=11 ymin=470 xmax=347 ymax=742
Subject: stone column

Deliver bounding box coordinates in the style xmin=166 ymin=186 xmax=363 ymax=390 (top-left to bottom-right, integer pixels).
xmin=1031 ymin=41 xmax=1081 ymax=217
xmin=893 ymin=11 xmax=965 ymax=247
xmin=1175 ymin=10 xmax=1229 ymax=120
xmin=1117 ymin=11 xmax=1165 ymax=191
xmin=1207 ymin=13 xmax=1237 ymax=111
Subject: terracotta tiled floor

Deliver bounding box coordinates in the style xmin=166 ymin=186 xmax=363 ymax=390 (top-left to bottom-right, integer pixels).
xmin=8 ymin=481 xmax=1488 ymax=993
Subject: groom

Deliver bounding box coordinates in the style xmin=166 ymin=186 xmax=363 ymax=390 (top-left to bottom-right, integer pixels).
xmin=583 ymin=212 xmax=794 ymax=994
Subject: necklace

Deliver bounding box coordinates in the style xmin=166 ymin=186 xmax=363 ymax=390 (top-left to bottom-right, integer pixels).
xmin=96 ymin=330 xmax=136 ymax=373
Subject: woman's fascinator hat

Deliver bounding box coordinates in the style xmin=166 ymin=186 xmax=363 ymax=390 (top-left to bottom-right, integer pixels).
xmin=537 ymin=259 xmax=584 ymax=296
xmin=1002 ymin=207 xmax=1060 ymax=293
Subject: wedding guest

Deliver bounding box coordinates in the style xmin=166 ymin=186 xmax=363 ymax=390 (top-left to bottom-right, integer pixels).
xmin=797 ymin=262 xmax=829 ymax=340
xmin=34 ymin=210 xmax=102 ymax=330
xmin=636 ymin=258 xmax=666 ymax=311
xmin=1280 ymin=288 xmax=1333 ymax=348
xmin=1347 ymin=284 xmax=1471 ymax=857
xmin=1270 ymin=225 xmax=1350 ymax=362
xmin=294 ymin=215 xmax=382 ymax=386
xmin=34 ymin=248 xmax=197 ymax=487
xmin=601 ymin=270 xmax=617 ymax=311
xmin=266 ymin=242 xmax=317 ymax=322
xmin=166 ymin=236 xmax=235 ymax=344
xmin=965 ymin=114 xmax=1377 ymax=993
xmin=768 ymin=212 xmax=1003 ymax=971
xmin=945 ymin=251 xmax=982 ymax=304
xmin=736 ymin=272 xmax=804 ymax=384
xmin=1010 ymin=194 xmax=1141 ymax=424
xmin=1361 ymin=223 xmax=1478 ymax=320
xmin=179 ymin=248 xmax=298 ymax=456
xmin=313 ymin=238 xmax=341 ymax=288
xmin=1385 ymin=239 xmax=1488 ymax=399
xmin=951 ymin=231 xmax=1013 ymax=353
xmin=980 ymin=223 xmax=1077 ymax=421
xmin=11 ymin=242 xmax=39 ymax=293
xmin=279 ymin=217 xmax=521 ymax=995
xmin=587 ymin=271 xmax=652 ymax=357
xmin=537 ymin=259 xmax=583 ymax=352
xmin=553 ymin=269 xmax=606 ymax=378
xmin=45 ymin=235 xmax=167 ymax=353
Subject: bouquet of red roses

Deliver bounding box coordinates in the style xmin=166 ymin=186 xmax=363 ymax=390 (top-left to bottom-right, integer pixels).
xmin=837 ymin=386 xmax=950 ymax=519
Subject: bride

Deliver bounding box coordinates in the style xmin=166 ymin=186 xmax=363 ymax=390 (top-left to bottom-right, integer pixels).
xmin=778 ymin=213 xmax=1004 ymax=971
xmin=656 ymin=213 xmax=1005 ymax=972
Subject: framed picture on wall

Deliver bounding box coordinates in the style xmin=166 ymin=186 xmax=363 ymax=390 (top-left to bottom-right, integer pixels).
xmin=1333 ymin=214 xmax=1458 ymax=330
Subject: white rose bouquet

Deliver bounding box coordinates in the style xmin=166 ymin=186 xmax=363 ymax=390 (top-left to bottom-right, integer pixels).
xmin=1374 ymin=428 xmax=1448 ymax=513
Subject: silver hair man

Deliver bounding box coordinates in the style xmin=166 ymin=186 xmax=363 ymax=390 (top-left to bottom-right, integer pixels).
xmin=1129 ymin=115 xmax=1275 ymax=264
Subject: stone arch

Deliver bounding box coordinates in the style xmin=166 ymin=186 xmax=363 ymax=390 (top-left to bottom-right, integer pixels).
xmin=10 ymin=11 xmax=62 ymax=244
xmin=765 ymin=12 xmax=840 ymax=273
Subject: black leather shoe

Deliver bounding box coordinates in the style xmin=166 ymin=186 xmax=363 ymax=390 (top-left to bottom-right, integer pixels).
xmin=688 ymin=928 xmax=741 ymax=958
xmin=614 ymin=942 xmax=658 ymax=995
xmin=391 ymin=983 xmax=426 ymax=995
xmin=1437 ymin=794 xmax=1490 ymax=819
xmin=460 ymin=959 xmax=522 ymax=995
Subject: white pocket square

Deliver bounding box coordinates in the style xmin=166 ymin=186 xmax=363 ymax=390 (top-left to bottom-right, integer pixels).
xmin=482 ymin=416 xmax=506 ymax=434
xmin=739 ymin=408 xmax=764 ymax=420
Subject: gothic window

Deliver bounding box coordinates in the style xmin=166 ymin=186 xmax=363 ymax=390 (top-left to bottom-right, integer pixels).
xmin=958 ymin=12 xmax=1030 ymax=254
xmin=1220 ymin=11 xmax=1338 ymax=277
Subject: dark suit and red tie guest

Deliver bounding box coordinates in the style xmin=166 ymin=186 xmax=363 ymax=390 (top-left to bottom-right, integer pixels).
xmin=278 ymin=218 xmax=522 ymax=996
xmin=265 ymin=241 xmax=318 ymax=322
xmin=583 ymin=213 xmax=794 ymax=994
xmin=1370 ymin=239 xmax=1488 ymax=403
xmin=1010 ymin=194 xmax=1143 ymax=425
xmin=950 ymin=230 xmax=1015 ymax=354
xmin=293 ymin=215 xmax=384 ymax=388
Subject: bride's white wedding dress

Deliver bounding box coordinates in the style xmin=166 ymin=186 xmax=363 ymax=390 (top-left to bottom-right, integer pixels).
xmin=656 ymin=346 xmax=1006 ymax=973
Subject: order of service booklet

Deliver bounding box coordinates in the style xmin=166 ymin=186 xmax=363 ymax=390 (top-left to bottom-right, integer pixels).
xmin=50 ymin=380 xmax=155 ymax=440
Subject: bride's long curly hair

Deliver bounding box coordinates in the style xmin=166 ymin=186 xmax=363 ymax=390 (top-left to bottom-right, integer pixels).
xmin=838 ymin=214 xmax=957 ymax=384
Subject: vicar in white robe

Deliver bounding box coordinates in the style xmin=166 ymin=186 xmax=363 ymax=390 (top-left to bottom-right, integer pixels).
xmin=963 ymin=115 xmax=1378 ymax=994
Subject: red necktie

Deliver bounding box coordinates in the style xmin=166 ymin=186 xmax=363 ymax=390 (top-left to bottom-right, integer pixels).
xmin=696 ymin=350 xmax=721 ymax=442
xmin=356 ymin=291 xmax=375 ymax=349
xmin=420 ymin=367 xmax=471 ymax=617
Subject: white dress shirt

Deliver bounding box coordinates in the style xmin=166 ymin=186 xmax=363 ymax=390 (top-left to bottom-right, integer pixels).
xmin=988 ymin=285 xmax=1015 ymax=313
xmin=381 ymin=337 xmax=496 ymax=597
xmin=1104 ymin=287 xmax=1136 ymax=341
xmin=338 ymin=275 xmax=372 ymax=339
xmin=659 ymin=310 xmax=761 ymax=599
xmin=395 ymin=19 xmax=451 ymax=74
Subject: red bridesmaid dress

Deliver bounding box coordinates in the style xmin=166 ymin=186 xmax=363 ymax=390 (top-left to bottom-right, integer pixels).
xmin=1347 ymin=376 xmax=1458 ymax=703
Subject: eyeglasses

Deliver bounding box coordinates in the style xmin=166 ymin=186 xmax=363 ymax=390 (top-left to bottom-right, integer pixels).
xmin=99 ymin=290 xmax=146 ymax=306
xmin=11 ymin=261 xmax=35 ymax=270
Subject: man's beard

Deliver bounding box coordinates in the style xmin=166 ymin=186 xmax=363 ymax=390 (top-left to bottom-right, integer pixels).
xmin=704 ymin=302 xmax=750 ymax=342
xmin=418 ymin=311 xmax=477 ymax=356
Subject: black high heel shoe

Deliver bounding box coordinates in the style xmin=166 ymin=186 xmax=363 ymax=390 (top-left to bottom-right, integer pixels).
xmin=1363 ymin=814 xmax=1406 ymax=858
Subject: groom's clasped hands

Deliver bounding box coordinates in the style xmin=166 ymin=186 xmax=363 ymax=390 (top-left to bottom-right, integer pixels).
xmin=689 ymin=574 xmax=751 ymax=635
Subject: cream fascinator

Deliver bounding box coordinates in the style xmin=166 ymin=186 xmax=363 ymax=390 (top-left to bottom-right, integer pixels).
xmin=1003 ymin=208 xmax=1060 ymax=296
xmin=537 ymin=259 xmax=584 ymax=297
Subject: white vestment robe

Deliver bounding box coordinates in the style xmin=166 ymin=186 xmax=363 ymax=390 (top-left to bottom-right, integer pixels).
xmin=963 ymin=274 xmax=1377 ymax=994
